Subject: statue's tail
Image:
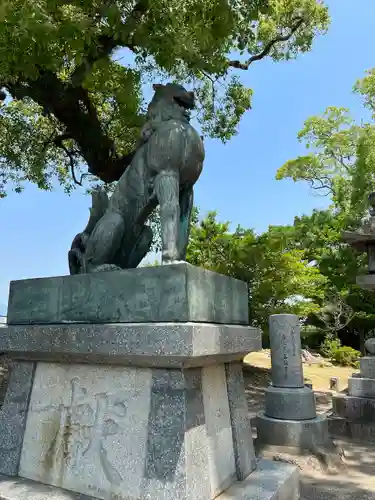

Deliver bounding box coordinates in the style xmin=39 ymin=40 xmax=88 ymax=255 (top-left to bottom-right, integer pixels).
xmin=69 ymin=188 xmax=109 ymax=274
xmin=178 ymin=185 xmax=194 ymax=260
xmin=84 ymin=188 xmax=109 ymax=234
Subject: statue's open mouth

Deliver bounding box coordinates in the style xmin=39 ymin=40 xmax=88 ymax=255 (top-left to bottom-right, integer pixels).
xmin=174 ymin=96 xmax=193 ymax=119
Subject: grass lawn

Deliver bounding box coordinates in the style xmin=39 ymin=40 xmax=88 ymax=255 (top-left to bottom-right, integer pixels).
xmin=244 ymin=351 xmax=359 ymax=393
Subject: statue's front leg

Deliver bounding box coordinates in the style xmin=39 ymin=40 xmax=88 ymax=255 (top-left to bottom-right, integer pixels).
xmin=154 ymin=170 xmax=180 ymax=264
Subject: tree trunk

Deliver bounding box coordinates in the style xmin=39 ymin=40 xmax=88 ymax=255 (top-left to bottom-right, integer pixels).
xmin=359 ymin=329 xmax=366 ymax=356
xmin=7 ymin=72 xmax=134 ymax=183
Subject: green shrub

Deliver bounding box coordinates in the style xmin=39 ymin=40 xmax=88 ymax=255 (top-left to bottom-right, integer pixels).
xmin=320 ymin=336 xmax=341 ymax=359
xmin=300 ymin=326 xmax=325 ymax=349
xmin=331 ymin=346 xmax=361 ymax=367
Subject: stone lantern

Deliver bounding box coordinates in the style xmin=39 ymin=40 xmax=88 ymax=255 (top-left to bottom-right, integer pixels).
xmin=329 ymin=192 xmax=375 ymax=441
xmin=342 ymin=191 xmax=375 ymax=280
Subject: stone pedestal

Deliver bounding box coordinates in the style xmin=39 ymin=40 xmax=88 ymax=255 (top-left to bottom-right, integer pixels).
xmin=257 ymin=314 xmax=330 ymax=453
xmin=329 ymin=338 xmax=375 ymax=442
xmin=0 ymin=264 xmax=300 ymax=500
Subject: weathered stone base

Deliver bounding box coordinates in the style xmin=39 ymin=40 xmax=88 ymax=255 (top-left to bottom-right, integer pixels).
xmin=256 ymin=414 xmax=344 ymax=471
xmin=264 ymin=386 xmax=316 ymax=420
xmin=0 ymin=460 xmax=300 ymax=500
xmin=256 ymin=413 xmax=329 ymax=450
xmin=0 ymin=322 xmax=261 ymax=368
xmin=332 ymin=393 xmax=375 ymax=422
xmin=329 ymin=391 xmax=375 ymax=443
xmin=0 ymin=304 xmax=262 ymax=500
xmin=13 ymin=361 xmax=257 ymax=500
xmin=328 ymin=415 xmax=375 ymax=442
xmin=7 ymin=263 xmax=248 ymax=325
xmin=0 ymin=361 xmax=35 ymax=476
xmin=348 ymin=376 xmax=375 ymax=398
xmin=360 ymin=356 xmax=375 ymax=379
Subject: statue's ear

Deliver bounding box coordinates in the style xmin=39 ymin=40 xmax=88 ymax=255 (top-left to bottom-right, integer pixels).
xmin=153 ymin=84 xmax=163 ymax=91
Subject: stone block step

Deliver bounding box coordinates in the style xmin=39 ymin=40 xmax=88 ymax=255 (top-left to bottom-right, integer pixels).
xmin=360 ymin=356 xmax=375 ymax=379
xmin=348 ymin=377 xmax=375 ymax=398
xmin=332 ymin=393 xmax=375 ymax=422
xmin=0 ymin=460 xmax=300 ymax=500
xmin=328 ymin=415 xmax=375 ymax=442
xmin=218 ymin=459 xmax=299 ymax=500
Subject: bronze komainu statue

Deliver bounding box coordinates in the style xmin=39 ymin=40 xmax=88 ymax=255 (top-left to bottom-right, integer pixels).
xmin=69 ymin=83 xmax=205 ymax=274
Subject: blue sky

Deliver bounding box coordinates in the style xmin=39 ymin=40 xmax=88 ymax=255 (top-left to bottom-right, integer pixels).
xmin=0 ymin=0 xmax=374 ymax=312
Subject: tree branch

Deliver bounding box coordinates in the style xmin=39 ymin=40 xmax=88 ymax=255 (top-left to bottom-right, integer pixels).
xmin=308 ymin=177 xmax=335 ymax=195
xmin=6 ymin=71 xmax=132 ymax=183
xmin=200 ymin=70 xmax=218 ymax=113
xmin=320 ymin=294 xmax=355 ymax=333
xmin=329 ymin=150 xmax=352 ymax=172
xmin=71 ymin=0 xmax=151 ymax=86
xmin=228 ymin=17 xmax=304 ymax=70
xmin=61 ymin=145 xmax=82 ymax=186
xmin=52 ymin=134 xmax=85 ymax=186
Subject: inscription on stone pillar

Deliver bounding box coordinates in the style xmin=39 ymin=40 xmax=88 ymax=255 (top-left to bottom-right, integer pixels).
xmin=269 ymin=314 xmax=304 ymax=388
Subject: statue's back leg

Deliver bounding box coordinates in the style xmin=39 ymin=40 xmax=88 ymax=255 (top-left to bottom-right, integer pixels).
xmin=125 ymin=225 xmax=154 ymax=268
xmin=178 ymin=186 xmax=194 ymax=261
xmin=83 ymin=211 xmax=125 ymax=272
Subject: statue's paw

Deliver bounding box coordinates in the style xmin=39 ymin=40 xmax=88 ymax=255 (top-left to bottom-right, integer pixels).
xmin=89 ymin=263 xmax=122 ymax=273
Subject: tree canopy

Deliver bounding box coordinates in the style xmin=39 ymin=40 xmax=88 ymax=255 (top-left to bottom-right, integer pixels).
xmin=274 ymin=72 xmax=375 ymax=351
xmin=0 ymin=0 xmax=329 ymax=196
xmin=186 ymin=210 xmax=326 ymax=332
xmin=276 ymin=72 xmax=375 ymax=219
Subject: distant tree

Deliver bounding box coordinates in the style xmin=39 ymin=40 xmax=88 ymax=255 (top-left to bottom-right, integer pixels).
xmin=315 ymin=291 xmax=354 ymax=335
xmin=276 ymin=67 xmax=375 ymax=219
xmin=186 ymin=211 xmax=326 ymax=331
xmin=276 ymin=72 xmax=375 ymax=350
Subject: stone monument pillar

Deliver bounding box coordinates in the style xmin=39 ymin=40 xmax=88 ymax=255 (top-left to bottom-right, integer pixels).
xmin=0 ymin=264 xmax=299 ymax=500
xmin=330 ymin=192 xmax=375 ymax=441
xmin=257 ymin=314 xmax=329 ymax=452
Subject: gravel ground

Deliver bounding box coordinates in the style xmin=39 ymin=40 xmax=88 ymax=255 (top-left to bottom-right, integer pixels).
xmin=299 ymin=438 xmax=375 ymax=500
